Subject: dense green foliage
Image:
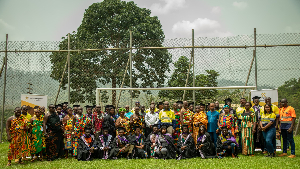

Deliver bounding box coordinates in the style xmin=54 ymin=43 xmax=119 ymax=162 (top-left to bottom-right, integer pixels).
xmin=278 ymin=77 xmax=300 ymax=116
xmin=49 ymin=0 xmax=171 ymax=105
xmin=158 ymin=56 xmax=219 ymax=103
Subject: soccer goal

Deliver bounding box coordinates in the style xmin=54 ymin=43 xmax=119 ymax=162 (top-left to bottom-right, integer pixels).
xmin=96 ymin=86 xmax=256 ymax=109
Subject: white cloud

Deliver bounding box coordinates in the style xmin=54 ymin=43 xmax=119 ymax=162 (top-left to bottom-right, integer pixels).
xmin=232 ymin=1 xmax=248 ymax=9
xmin=211 ymin=6 xmax=221 ymax=14
xmin=0 ymin=19 xmax=15 ymax=29
xmin=150 ymin=0 xmax=186 ymax=15
xmin=172 ymin=18 xmax=233 ymax=38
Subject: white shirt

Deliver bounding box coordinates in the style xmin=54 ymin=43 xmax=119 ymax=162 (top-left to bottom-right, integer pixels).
xmin=145 ymin=112 xmax=159 ymax=127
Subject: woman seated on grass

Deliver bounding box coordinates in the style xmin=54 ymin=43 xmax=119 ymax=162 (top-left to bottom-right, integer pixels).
xmin=216 ymin=127 xmax=238 ymax=158
xmin=177 ymin=124 xmax=195 ymax=160
xmin=196 ymin=125 xmax=216 ymax=159
xmin=155 ymin=125 xmax=177 ymax=159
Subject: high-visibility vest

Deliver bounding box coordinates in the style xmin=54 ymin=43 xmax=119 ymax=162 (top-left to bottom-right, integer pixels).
xmin=279 ymin=106 xmax=296 ymax=124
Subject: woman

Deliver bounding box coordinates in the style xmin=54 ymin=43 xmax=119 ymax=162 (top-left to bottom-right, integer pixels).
xmin=218 ymin=105 xmax=237 ymax=137
xmin=196 ymin=125 xmax=216 ymax=158
xmin=192 ymin=105 xmax=208 ymax=144
xmin=173 ymin=101 xmax=182 ymax=146
xmin=240 ymin=102 xmax=256 ymax=156
xmin=115 ymin=108 xmax=130 ymax=136
xmin=177 ymin=124 xmax=195 ymax=159
xmin=30 ymin=108 xmax=44 ymax=161
xmin=180 ymin=103 xmax=194 ymax=134
xmin=260 ymin=103 xmax=277 ymax=157
xmin=62 ymin=107 xmax=74 ymax=158
xmin=216 ymin=127 xmax=238 ymax=158
xmin=155 ymin=125 xmax=177 ymax=159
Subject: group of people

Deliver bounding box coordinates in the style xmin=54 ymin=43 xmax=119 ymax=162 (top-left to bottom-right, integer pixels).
xmin=6 ymin=97 xmax=296 ymax=166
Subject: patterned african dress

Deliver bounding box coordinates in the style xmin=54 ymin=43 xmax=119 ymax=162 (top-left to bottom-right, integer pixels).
xmin=241 ymin=111 xmax=256 ymax=155
xmin=8 ymin=115 xmax=30 ymax=160
xmin=131 ymin=114 xmax=145 ymax=134
xmin=73 ymin=114 xmax=90 ymax=156
xmin=192 ymin=111 xmax=208 ymax=144
xmin=31 ymin=115 xmax=44 ymax=154
xmin=219 ymin=114 xmax=237 ymax=136
xmin=181 ymin=108 xmax=194 ymax=133
xmin=173 ymin=109 xmax=181 ymax=146
xmin=64 ymin=115 xmax=73 ymax=150
xmin=92 ymin=111 xmax=104 ymax=135
xmin=116 ymin=116 xmax=130 ymax=136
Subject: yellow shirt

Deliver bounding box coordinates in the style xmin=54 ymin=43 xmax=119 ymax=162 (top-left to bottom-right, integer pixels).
xmin=23 ymin=113 xmax=32 ymax=121
xmin=260 ymin=104 xmax=279 ymax=117
xmin=159 ymin=109 xmax=175 ymax=123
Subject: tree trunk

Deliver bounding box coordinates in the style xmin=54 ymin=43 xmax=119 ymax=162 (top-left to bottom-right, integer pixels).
xmin=112 ymin=75 xmax=116 ymax=107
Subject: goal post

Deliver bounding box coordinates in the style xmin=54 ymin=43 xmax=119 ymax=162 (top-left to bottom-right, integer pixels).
xmin=96 ymin=86 xmax=256 ymax=108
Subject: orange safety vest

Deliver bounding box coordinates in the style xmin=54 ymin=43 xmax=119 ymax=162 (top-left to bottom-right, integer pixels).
xmin=279 ymin=106 xmax=295 ymax=124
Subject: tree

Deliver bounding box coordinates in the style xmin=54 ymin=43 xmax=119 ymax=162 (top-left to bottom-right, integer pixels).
xmin=49 ymin=0 xmax=171 ymax=105
xmin=278 ymin=77 xmax=300 ymax=116
xmin=158 ymin=56 xmax=219 ymax=102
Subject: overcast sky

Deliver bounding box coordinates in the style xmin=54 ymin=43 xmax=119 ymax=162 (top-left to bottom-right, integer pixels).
xmin=0 ymin=0 xmax=300 ymax=41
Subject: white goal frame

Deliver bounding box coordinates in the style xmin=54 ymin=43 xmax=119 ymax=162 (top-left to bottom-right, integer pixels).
xmin=96 ymin=86 xmax=256 ymax=107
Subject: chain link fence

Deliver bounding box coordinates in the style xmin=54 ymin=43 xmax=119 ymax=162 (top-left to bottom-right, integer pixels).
xmin=0 ymin=33 xmax=299 ymax=113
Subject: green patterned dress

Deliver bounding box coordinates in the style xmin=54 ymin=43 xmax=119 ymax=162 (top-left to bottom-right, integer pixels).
xmin=31 ymin=115 xmax=44 ymax=154
xmin=241 ymin=111 xmax=256 ymax=155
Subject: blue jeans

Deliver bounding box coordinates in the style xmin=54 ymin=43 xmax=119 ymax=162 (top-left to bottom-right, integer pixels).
xmin=262 ymin=128 xmax=276 ymax=153
xmin=209 ymin=132 xmax=217 ymax=148
xmin=281 ymin=129 xmax=295 ymax=155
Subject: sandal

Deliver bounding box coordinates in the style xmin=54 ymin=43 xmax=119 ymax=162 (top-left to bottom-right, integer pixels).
xmin=7 ymin=162 xmax=11 ymax=166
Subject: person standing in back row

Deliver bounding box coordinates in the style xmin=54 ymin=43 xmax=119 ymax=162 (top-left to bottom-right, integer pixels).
xmin=278 ymin=99 xmax=296 ymax=158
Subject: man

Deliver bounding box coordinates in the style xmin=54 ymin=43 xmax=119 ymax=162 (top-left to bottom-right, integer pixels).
xmin=140 ymin=105 xmax=146 ymax=117
xmin=180 ymin=101 xmax=194 ymax=133
xmin=6 ymin=107 xmax=30 ymax=166
xmin=85 ymin=105 xmax=93 ymax=119
xmin=145 ymin=104 xmax=159 ymax=138
xmin=252 ymin=96 xmax=264 ymax=152
xmin=108 ymin=127 xmax=133 ymax=159
xmin=62 ymin=102 xmax=68 ymax=116
xmin=103 ymin=106 xmax=116 ymax=138
xmin=278 ymin=99 xmax=296 ymax=158
xmin=20 ymin=105 xmax=32 ymax=160
xmin=92 ymin=105 xmax=104 ymax=139
xmin=206 ymin=103 xmax=219 ymax=147
xmin=131 ymin=101 xmax=141 ymax=113
xmin=56 ymin=104 xmax=65 ymax=121
xmin=158 ymin=101 xmax=176 ymax=135
xmin=172 ymin=102 xmax=177 ymax=112
xmin=156 ymin=102 xmax=164 ymax=113
xmin=98 ymin=126 xmax=113 ymax=159
xmin=188 ymin=102 xmax=194 ymax=112
xmin=215 ymin=101 xmax=222 ymax=113
xmin=21 ymin=105 xmax=31 ymax=121
xmin=220 ymin=98 xmax=236 ymax=115
xmin=216 ymin=127 xmax=238 ymax=158
xmin=73 ymin=105 xmax=80 ymax=115
xmin=77 ymin=126 xmax=98 ymax=161
xmin=124 ymin=105 xmax=133 ymax=119
xmin=145 ymin=124 xmax=159 ymax=156
xmin=130 ymin=107 xmax=145 ymax=134
xmin=43 ymin=104 xmax=64 ymax=161
xmin=129 ymin=125 xmax=146 ymax=159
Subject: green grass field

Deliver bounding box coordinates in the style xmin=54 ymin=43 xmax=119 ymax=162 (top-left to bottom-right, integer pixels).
xmin=1 ymin=136 xmax=299 ymax=169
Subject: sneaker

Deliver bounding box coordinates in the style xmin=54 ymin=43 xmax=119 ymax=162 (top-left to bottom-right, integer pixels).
xmin=288 ymin=155 xmax=296 ymax=158
xmin=278 ymin=153 xmax=288 ymax=157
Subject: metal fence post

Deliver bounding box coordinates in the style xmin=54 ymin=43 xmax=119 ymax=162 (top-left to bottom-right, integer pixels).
xmin=254 ymin=28 xmax=257 ymax=90
xmin=0 ymin=34 xmax=8 ymax=143
xmin=67 ymin=33 xmax=70 ymax=106
xmin=129 ymin=31 xmax=133 ymax=109
xmin=192 ymin=29 xmax=195 ymax=108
